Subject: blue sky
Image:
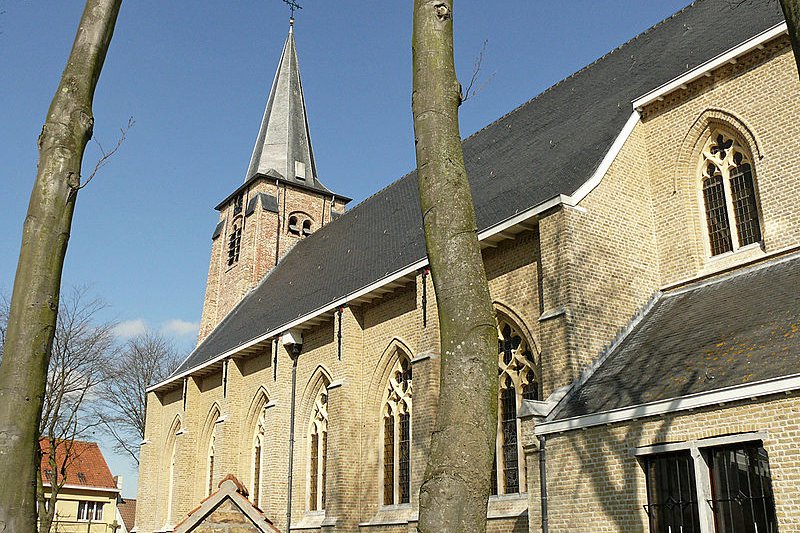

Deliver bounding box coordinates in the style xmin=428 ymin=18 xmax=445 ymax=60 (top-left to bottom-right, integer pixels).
xmin=1 ymin=0 xmax=690 ymax=498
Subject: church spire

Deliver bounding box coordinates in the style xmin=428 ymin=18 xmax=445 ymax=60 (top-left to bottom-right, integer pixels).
xmin=244 ymin=22 xmax=327 ymax=192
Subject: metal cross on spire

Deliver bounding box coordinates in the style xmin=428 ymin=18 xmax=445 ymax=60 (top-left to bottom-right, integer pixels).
xmin=282 ymin=0 xmax=302 ymax=22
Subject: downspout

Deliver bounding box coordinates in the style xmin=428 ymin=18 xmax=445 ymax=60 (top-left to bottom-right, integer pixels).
xmin=539 ymin=435 xmax=549 ymax=533
xmin=286 ymin=344 xmax=301 ymax=532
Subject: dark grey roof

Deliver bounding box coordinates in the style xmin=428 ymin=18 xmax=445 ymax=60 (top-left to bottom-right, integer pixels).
xmin=173 ymin=0 xmax=784 ymax=379
xmin=553 ymin=254 xmax=800 ymax=420
xmin=244 ymin=193 xmax=279 ymax=216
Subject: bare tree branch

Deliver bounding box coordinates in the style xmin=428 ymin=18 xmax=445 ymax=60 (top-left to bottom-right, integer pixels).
xmin=75 ymin=116 xmax=134 ymax=193
xmin=461 ymin=39 xmax=495 ymax=104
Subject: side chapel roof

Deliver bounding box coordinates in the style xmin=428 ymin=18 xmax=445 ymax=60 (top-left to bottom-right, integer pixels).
xmin=169 ymin=0 xmax=785 ymax=381
xmin=551 ymin=252 xmax=800 ymax=421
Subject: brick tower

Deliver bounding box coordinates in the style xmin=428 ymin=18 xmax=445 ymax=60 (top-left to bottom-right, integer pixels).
xmin=198 ymin=22 xmax=350 ymax=343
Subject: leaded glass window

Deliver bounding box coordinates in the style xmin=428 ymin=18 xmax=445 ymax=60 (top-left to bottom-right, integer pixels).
xmin=699 ymin=131 xmax=762 ymax=256
xmin=383 ymin=354 xmax=412 ymax=505
xmin=709 ymin=443 xmax=778 ymax=533
xmin=309 ymin=384 xmax=329 ymax=511
xmin=493 ymin=319 xmax=538 ymax=495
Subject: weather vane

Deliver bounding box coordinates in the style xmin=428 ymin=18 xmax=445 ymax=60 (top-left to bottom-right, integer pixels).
xmin=282 ymin=0 xmax=302 ymax=21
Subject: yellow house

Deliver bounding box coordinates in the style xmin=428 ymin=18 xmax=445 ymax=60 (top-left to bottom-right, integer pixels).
xmin=40 ymin=440 xmax=121 ymax=533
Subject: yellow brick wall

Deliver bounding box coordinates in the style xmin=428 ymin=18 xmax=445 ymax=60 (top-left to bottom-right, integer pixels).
xmin=537 ymin=393 xmax=800 ymax=533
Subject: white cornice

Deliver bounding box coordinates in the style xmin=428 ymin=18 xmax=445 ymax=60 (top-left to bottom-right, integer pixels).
xmin=633 ymin=22 xmax=787 ymax=110
xmin=535 ymin=374 xmax=800 ymax=436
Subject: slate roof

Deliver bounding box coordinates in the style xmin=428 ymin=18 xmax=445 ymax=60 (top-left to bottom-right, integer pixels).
xmin=553 ymin=254 xmax=800 ymax=420
xmin=39 ymin=439 xmax=117 ymax=490
xmin=171 ymin=0 xmax=785 ymax=380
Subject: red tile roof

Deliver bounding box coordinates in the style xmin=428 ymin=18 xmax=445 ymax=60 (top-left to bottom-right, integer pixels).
xmin=118 ymin=499 xmax=136 ymax=530
xmin=39 ymin=439 xmax=117 ymax=490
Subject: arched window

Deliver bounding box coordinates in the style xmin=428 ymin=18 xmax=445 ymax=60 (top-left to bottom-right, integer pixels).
xmin=699 ymin=130 xmax=762 ymax=256
xmin=165 ymin=419 xmax=181 ymax=525
xmin=227 ymin=222 xmax=242 ymax=266
xmin=288 ymin=216 xmax=300 ymax=236
xmin=491 ymin=319 xmax=538 ymax=496
xmin=252 ymin=406 xmax=266 ymax=507
xmin=308 ymin=384 xmax=329 ymax=511
xmin=382 ymin=354 xmax=412 ymax=505
xmin=207 ymin=429 xmax=216 ymax=496
xmin=302 ymin=219 xmax=312 ymax=237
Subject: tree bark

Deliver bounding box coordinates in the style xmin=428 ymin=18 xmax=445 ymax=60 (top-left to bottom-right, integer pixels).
xmin=780 ymin=0 xmax=800 ymax=78
xmin=412 ymin=2 xmax=498 ymax=532
xmin=0 ymin=2 xmax=121 ymax=532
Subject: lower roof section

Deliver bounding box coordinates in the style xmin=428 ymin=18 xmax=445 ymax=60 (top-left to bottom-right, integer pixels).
xmin=544 ymin=250 xmax=800 ymax=430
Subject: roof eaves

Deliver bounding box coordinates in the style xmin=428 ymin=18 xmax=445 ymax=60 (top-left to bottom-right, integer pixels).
xmin=633 ymin=22 xmax=787 ymax=110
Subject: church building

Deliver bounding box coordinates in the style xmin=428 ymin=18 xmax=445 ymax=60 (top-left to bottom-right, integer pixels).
xmin=136 ymin=1 xmax=800 ymax=531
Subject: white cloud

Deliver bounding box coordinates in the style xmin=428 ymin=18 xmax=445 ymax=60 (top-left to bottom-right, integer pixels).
xmin=113 ymin=319 xmax=147 ymax=338
xmin=161 ymin=319 xmax=200 ymax=337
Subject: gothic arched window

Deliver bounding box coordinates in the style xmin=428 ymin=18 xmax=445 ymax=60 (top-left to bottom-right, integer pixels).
xmin=252 ymin=406 xmax=266 ymax=508
xmin=700 ymin=130 xmax=762 ymax=256
xmin=207 ymin=429 xmax=216 ymax=496
xmin=227 ymin=222 xmax=242 ymax=266
xmin=382 ymin=354 xmax=412 ymax=505
xmin=165 ymin=419 xmax=181 ymax=525
xmin=205 ymin=408 xmax=220 ymax=497
xmin=492 ymin=319 xmax=538 ymax=496
xmin=309 ymin=384 xmax=329 ymax=511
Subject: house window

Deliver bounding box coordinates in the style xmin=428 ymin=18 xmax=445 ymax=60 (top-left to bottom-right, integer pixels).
xmin=383 ymin=354 xmax=412 ymax=505
xmin=492 ymin=319 xmax=538 ymax=495
xmin=700 ymin=131 xmax=762 ymax=256
xmin=227 ymin=223 xmax=242 ymax=266
xmin=77 ymin=501 xmax=103 ymax=521
xmin=309 ymin=384 xmax=329 ymax=511
xmin=641 ymin=439 xmax=778 ymax=533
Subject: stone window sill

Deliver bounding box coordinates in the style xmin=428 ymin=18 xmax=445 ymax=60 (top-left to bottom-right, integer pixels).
xmin=291 ymin=510 xmax=325 ymax=530
xmin=359 ymin=504 xmax=413 ymax=527
xmin=488 ymin=492 xmax=528 ymax=519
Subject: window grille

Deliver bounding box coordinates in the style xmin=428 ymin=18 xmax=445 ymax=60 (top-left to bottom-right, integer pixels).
xmin=309 ymin=432 xmax=319 ymax=511
xmin=233 ymin=193 xmax=244 ymax=216
xmin=382 ymin=354 xmax=412 ymax=505
xmin=253 ymin=443 xmax=261 ymax=506
xmin=708 ymin=443 xmax=778 ymax=533
xmin=494 ymin=319 xmax=538 ymax=495
xmin=699 ymin=131 xmax=762 ymax=256
xmin=208 ymin=454 xmax=215 ymax=496
xmin=644 ymin=451 xmax=701 ymax=533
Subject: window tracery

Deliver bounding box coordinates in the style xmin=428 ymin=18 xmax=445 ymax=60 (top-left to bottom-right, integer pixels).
xmin=699 ymin=130 xmax=762 ymax=256
xmin=492 ymin=319 xmax=538 ymax=496
xmin=309 ymin=384 xmax=329 ymax=511
xmin=382 ymin=354 xmax=412 ymax=505
xmin=252 ymin=406 xmax=266 ymax=507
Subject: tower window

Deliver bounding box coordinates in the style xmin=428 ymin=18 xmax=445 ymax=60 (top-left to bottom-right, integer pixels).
xmin=233 ymin=193 xmax=244 ymax=216
xmin=699 ymin=131 xmax=762 ymax=256
xmin=288 ymin=216 xmax=300 ymax=236
xmin=227 ymin=223 xmax=242 ymax=266
xmin=302 ymin=220 xmax=312 ymax=237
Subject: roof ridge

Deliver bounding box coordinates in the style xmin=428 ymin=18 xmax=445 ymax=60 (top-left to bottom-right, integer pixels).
xmin=461 ymin=0 xmax=700 ymax=145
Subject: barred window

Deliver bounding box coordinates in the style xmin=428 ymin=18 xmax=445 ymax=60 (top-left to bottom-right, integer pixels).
xmin=227 ymin=223 xmax=242 ymax=266
xmin=309 ymin=384 xmax=329 ymax=511
xmin=492 ymin=319 xmax=538 ymax=495
xmin=383 ymin=354 xmax=412 ymax=505
xmin=641 ymin=440 xmax=778 ymax=533
xmin=699 ymin=131 xmax=762 ymax=256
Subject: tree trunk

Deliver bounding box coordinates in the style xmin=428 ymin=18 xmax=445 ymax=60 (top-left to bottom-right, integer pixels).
xmin=0 ymin=2 xmax=121 ymax=532
xmin=780 ymin=0 xmax=800 ymax=78
xmin=412 ymin=2 xmax=498 ymax=532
